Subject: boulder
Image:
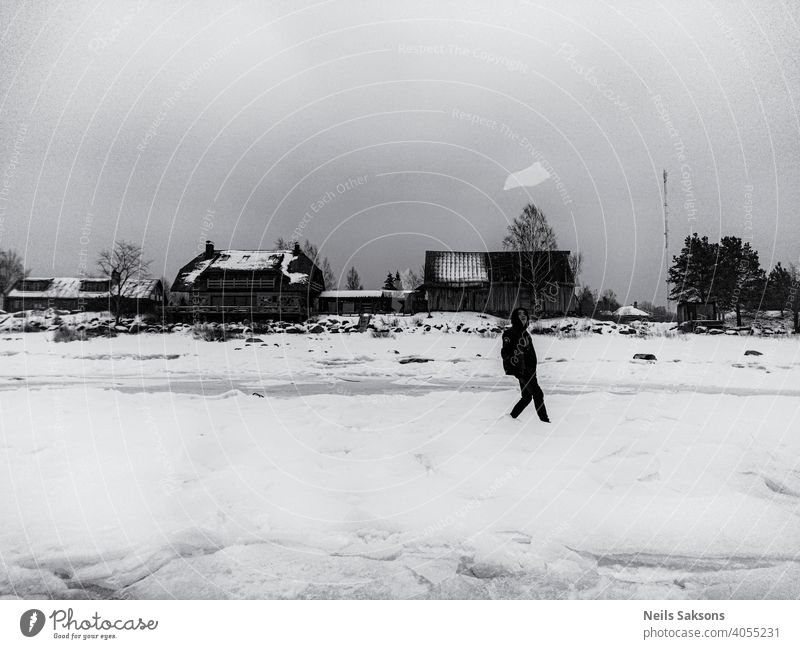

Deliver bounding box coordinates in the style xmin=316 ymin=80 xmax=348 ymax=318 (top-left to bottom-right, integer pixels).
xmin=744 ymin=349 xmax=763 ymax=356
xmin=245 ymin=337 xmax=264 ymax=343
xmin=633 ymin=353 xmax=657 ymax=361
xmin=308 ymin=324 xmax=326 ymax=334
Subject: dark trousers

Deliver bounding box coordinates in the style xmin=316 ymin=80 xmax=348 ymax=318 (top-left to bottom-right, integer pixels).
xmin=510 ymin=373 xmax=549 ymax=421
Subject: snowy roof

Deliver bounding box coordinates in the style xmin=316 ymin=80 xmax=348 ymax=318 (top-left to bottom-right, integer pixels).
xmin=171 ymin=247 xmax=320 ymax=292
xmin=320 ymin=290 xmax=385 ymax=299
xmin=319 ymin=289 xmax=415 ymax=299
xmin=613 ymin=305 xmax=651 ymax=317
xmin=426 ymin=252 xmax=488 ymax=285
xmin=424 ymin=250 xmax=574 ymax=287
xmin=7 ymin=277 xmax=162 ymax=300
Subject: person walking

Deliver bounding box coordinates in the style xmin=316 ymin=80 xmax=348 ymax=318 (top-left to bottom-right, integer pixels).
xmin=501 ymin=307 xmax=550 ymax=422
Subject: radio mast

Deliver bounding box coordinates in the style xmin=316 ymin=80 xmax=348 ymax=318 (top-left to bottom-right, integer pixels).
xmin=663 ymin=169 xmax=669 ymax=251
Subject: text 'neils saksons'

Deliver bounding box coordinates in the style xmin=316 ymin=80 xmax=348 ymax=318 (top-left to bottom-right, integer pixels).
xmin=644 ymin=610 xmax=725 ymax=621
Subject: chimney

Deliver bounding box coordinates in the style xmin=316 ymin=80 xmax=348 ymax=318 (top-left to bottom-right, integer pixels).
xmin=205 ymin=241 xmax=214 ymax=259
xmin=293 ymin=241 xmax=301 ymax=256
xmin=633 ymin=301 xmax=638 ymax=309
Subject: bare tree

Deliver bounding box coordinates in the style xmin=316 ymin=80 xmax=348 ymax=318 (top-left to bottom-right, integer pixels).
xmin=302 ymin=240 xmax=336 ymax=289
xmin=399 ymin=267 xmax=420 ymax=290
xmin=345 ymin=266 xmax=363 ymax=290
xmin=0 ymin=249 xmax=28 ymax=300
xmin=502 ymin=203 xmax=558 ymax=252
xmin=598 ymin=289 xmax=620 ymax=313
xmin=160 ymin=276 xmax=172 ymax=305
xmin=569 ymin=252 xmax=583 ymax=285
xmin=97 ymin=241 xmax=152 ymax=324
xmin=502 ymin=203 xmax=560 ymax=314
xmin=273 ymin=237 xmax=291 ymax=249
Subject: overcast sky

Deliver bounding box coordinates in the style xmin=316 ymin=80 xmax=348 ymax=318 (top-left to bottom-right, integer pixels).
xmin=1 ymin=0 xmax=798 ymax=302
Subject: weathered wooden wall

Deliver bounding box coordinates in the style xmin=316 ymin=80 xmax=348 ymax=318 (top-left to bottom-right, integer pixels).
xmin=426 ymin=283 xmax=574 ymax=316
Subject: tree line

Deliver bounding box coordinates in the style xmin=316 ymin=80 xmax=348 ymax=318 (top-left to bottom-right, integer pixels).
xmin=667 ymin=233 xmax=799 ymax=328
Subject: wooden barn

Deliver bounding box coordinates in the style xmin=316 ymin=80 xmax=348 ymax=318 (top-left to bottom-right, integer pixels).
xmin=5 ymin=276 xmax=164 ymax=314
xmin=168 ymin=241 xmax=325 ymax=321
xmin=422 ymin=250 xmax=575 ymax=316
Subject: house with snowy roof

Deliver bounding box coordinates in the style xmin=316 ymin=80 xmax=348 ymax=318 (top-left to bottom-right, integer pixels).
xmin=422 ymin=250 xmax=575 ymax=316
xmin=5 ymin=276 xmax=164 ymax=314
xmin=168 ymin=241 xmax=325 ymax=321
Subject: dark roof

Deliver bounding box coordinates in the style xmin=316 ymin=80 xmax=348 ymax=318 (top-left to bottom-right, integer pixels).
xmin=424 ymin=250 xmax=574 ymax=287
xmin=171 ymin=248 xmax=323 ymax=292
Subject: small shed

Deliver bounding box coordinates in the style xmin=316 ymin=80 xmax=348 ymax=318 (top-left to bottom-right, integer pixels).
xmin=677 ymin=300 xmax=719 ymax=324
xmin=318 ymin=289 xmax=418 ymax=315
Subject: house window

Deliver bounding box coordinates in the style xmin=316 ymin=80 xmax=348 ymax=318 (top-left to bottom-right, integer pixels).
xmin=80 ymin=280 xmax=111 ymax=292
xmin=206 ymin=275 xmax=275 ymax=289
xmin=21 ymin=280 xmax=52 ymax=292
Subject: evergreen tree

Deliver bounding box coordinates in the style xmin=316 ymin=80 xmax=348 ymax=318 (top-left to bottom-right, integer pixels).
xmin=789 ymin=263 xmax=800 ymax=332
xmin=716 ymin=236 xmax=766 ymax=326
xmin=383 ymin=272 xmax=396 ymax=290
xmin=766 ymin=262 xmax=792 ymax=313
xmin=667 ymin=233 xmax=720 ymax=304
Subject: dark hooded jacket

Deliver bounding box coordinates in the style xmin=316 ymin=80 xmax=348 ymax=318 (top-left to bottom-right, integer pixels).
xmin=501 ymin=307 xmax=537 ymax=377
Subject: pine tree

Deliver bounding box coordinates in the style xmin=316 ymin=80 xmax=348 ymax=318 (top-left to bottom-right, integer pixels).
xmin=716 ymin=236 xmax=766 ymax=326
xmin=667 ymin=233 xmax=720 ymax=304
xmin=766 ymin=262 xmax=792 ymax=313
xmin=383 ymin=272 xmax=396 ymax=290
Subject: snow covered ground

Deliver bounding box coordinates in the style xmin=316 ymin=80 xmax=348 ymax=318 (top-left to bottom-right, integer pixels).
xmin=1 ymin=316 xmax=799 ymax=599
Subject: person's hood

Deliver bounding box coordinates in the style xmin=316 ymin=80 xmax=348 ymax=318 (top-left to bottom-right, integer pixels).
xmin=509 ymin=307 xmax=528 ymax=330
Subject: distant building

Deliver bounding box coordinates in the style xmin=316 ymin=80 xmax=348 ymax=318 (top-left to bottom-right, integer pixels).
xmin=168 ymin=241 xmax=325 ymax=321
xmin=318 ymin=289 xmax=418 ymax=315
xmin=5 ymin=277 xmax=164 ymax=314
xmin=613 ymin=302 xmax=652 ymax=322
xmin=677 ymin=298 xmax=720 ymax=329
xmin=422 ymin=250 xmax=575 ymax=316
